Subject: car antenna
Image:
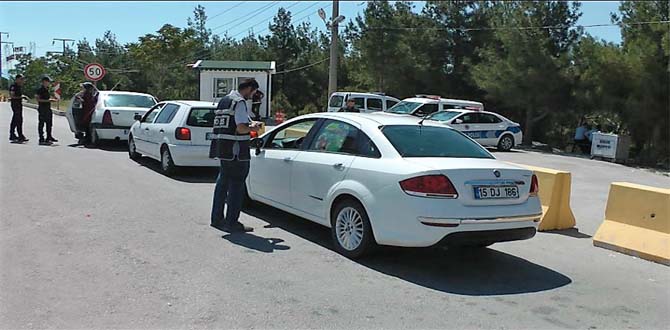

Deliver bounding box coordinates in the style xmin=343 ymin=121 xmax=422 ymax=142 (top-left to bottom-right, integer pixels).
xmin=418 ymin=114 xmax=429 ymax=126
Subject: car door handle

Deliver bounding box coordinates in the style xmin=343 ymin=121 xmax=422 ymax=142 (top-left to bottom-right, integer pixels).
xmin=159 ymin=129 xmax=164 ymax=133
xmin=144 ymin=128 xmax=150 ymax=131
xmin=112 ymin=111 xmax=120 ymax=115
xmin=283 ymin=157 xmax=292 ymax=162
xmin=333 ymin=163 xmax=345 ymax=170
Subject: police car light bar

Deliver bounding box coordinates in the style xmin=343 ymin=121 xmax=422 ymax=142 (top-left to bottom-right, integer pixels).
xmin=416 ymin=94 xmax=441 ymax=100
xmin=464 ymin=106 xmax=481 ymax=111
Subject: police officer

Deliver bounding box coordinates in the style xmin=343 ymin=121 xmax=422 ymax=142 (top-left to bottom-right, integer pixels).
xmin=209 ymin=78 xmax=261 ymax=233
xmin=8 ymin=74 xmax=29 ymax=142
xmin=35 ymin=76 xmax=58 ymax=145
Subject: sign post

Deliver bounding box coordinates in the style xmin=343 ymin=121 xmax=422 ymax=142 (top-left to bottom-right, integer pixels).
xmin=84 ymin=63 xmax=106 ymax=85
xmin=53 ymin=81 xmax=61 ymax=110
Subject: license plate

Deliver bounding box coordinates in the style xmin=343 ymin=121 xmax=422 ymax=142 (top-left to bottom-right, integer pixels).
xmin=474 ymin=186 xmax=519 ymax=199
xmin=206 ymin=132 xmax=213 ymax=140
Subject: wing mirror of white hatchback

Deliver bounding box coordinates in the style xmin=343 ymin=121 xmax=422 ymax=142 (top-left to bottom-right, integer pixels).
xmin=251 ymin=137 xmax=264 ymax=155
xmin=134 ymin=114 xmax=142 ymax=121
xmin=454 ymin=118 xmax=464 ymax=124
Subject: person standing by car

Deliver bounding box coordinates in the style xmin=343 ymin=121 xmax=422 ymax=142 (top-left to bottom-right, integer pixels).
xmin=339 ymin=98 xmax=359 ymax=113
xmin=35 ymin=76 xmax=58 ymax=145
xmin=209 ymin=78 xmax=261 ymax=233
xmin=73 ymin=82 xmax=99 ymax=144
xmin=8 ymin=74 xmax=29 ymax=142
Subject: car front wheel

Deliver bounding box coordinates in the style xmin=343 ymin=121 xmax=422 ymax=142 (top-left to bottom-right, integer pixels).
xmin=497 ymin=135 xmax=514 ymax=152
xmin=331 ymin=199 xmax=375 ymax=259
xmin=128 ymin=135 xmax=141 ymax=160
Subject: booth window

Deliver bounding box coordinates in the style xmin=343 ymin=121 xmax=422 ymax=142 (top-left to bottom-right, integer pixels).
xmin=213 ymin=78 xmax=234 ymax=98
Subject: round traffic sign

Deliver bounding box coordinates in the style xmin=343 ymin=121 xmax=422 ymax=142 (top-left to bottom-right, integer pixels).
xmin=84 ymin=63 xmax=106 ymax=81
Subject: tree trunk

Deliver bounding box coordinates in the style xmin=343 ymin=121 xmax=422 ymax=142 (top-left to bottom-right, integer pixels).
xmin=523 ymin=107 xmax=534 ymax=146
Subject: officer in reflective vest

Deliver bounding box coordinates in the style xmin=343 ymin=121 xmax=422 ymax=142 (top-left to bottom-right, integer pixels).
xmin=210 ymin=78 xmax=261 ymax=233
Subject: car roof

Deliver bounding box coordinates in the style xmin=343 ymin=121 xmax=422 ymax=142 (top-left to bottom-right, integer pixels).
xmin=333 ymin=92 xmax=400 ymax=100
xmin=166 ymin=100 xmax=219 ymax=108
xmin=402 ymin=97 xmax=483 ymax=106
xmin=99 ymin=91 xmax=155 ymax=97
xmin=298 ymin=111 xmax=450 ymax=129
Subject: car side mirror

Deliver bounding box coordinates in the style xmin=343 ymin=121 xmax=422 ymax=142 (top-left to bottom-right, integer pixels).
xmin=134 ymin=114 xmax=142 ymax=121
xmin=454 ymin=119 xmax=463 ymax=124
xmin=251 ymin=137 xmax=264 ymax=155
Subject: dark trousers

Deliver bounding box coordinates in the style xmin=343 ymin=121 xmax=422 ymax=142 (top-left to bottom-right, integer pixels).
xmin=211 ymin=160 xmax=250 ymax=226
xmin=37 ymin=106 xmax=53 ymax=140
xmin=10 ymin=103 xmax=23 ymax=138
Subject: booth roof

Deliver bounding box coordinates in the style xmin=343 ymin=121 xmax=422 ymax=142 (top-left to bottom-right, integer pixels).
xmin=192 ymin=60 xmax=275 ymax=72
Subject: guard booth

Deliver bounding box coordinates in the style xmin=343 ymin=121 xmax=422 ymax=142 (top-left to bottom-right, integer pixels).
xmin=192 ymin=60 xmax=276 ymax=119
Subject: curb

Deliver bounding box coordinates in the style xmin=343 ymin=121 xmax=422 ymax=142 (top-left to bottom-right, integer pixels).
xmin=23 ymin=102 xmax=66 ymax=117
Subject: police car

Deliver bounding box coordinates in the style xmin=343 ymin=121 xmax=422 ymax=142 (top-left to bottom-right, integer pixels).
xmin=425 ymin=109 xmax=522 ymax=151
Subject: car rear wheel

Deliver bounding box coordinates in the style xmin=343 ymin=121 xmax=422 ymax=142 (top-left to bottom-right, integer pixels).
xmin=160 ymin=146 xmax=176 ymax=176
xmin=128 ymin=135 xmax=141 ymax=160
xmin=90 ymin=128 xmax=99 ymax=146
xmin=331 ymin=199 xmax=375 ymax=259
xmin=497 ymin=135 xmax=514 ymax=152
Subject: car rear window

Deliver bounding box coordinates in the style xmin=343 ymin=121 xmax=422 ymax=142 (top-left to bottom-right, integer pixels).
xmin=381 ymin=125 xmax=493 ymax=158
xmin=103 ymin=94 xmax=156 ymax=108
xmin=187 ymin=108 xmax=217 ymax=127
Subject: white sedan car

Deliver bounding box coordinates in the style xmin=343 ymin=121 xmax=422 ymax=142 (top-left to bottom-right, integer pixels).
xmin=246 ymin=112 xmax=541 ymax=258
xmin=423 ymin=109 xmax=523 ymax=151
xmin=66 ymin=91 xmax=157 ymax=145
xmin=128 ymin=101 xmax=219 ymax=175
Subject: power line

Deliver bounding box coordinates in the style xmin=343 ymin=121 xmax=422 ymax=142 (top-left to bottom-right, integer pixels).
xmin=363 ymin=20 xmax=670 ymax=32
xmin=273 ymin=57 xmax=329 ymax=75
xmin=210 ymin=1 xmax=280 ymax=33
xmin=228 ymin=1 xmax=302 ymax=39
xmin=205 ymin=1 xmax=246 ymax=23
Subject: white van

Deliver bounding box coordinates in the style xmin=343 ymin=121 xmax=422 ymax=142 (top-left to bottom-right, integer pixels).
xmin=327 ymin=92 xmax=400 ymax=113
xmin=385 ymin=95 xmax=484 ymax=117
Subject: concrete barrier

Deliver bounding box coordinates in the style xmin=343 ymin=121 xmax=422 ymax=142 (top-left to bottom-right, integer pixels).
xmin=593 ymin=182 xmax=670 ymax=265
xmin=513 ymin=164 xmax=576 ymax=231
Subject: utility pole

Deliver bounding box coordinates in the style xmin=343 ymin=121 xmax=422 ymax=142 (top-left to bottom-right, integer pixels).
xmin=52 ymin=38 xmax=74 ymax=55
xmin=0 ymin=32 xmax=8 ymax=90
xmin=328 ymin=0 xmax=340 ymax=97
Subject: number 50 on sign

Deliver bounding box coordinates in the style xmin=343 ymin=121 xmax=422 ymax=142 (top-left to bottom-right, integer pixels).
xmin=84 ymin=63 xmax=106 ymax=81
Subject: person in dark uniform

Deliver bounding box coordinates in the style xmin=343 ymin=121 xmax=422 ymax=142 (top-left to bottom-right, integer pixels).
xmin=73 ymin=82 xmax=99 ymax=144
xmin=8 ymin=74 xmax=29 ymax=142
xmin=34 ymin=76 xmax=57 ymax=145
xmin=209 ymin=78 xmax=261 ymax=233
xmin=251 ymin=89 xmax=264 ymax=121
xmin=339 ymin=98 xmax=359 ymax=113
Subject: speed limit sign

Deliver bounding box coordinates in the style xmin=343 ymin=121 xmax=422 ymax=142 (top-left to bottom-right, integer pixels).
xmin=84 ymin=63 xmax=106 ymax=81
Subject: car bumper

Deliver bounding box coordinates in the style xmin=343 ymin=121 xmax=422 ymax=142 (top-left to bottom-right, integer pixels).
xmin=362 ymin=185 xmax=542 ymax=247
xmin=94 ymin=126 xmax=131 ymax=140
xmin=169 ymin=144 xmax=219 ymax=167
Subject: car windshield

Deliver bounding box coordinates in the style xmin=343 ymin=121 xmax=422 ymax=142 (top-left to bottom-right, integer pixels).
xmin=382 ymin=125 xmax=493 ymax=158
xmin=385 ymin=101 xmax=421 ymax=114
xmin=103 ymin=94 xmax=156 ymax=108
xmin=428 ymin=111 xmax=461 ymax=122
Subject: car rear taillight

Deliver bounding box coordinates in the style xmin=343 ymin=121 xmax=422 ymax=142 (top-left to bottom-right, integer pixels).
xmin=530 ymin=174 xmax=539 ymax=196
xmin=175 ymin=127 xmax=191 ymax=140
xmin=102 ymin=110 xmax=113 ymax=125
xmin=399 ymin=175 xmax=458 ymax=198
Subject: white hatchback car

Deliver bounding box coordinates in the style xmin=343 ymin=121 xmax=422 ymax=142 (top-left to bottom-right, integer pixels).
xmin=247 ymin=112 xmax=541 ymax=258
xmin=426 ymin=109 xmax=523 ymax=151
xmin=128 ymin=101 xmax=219 ymax=175
xmin=66 ymin=91 xmax=157 ymax=145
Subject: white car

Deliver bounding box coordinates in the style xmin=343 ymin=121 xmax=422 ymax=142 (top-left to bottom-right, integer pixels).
xmin=128 ymin=100 xmax=219 ymax=175
xmin=426 ymin=109 xmax=523 ymax=151
xmin=385 ymin=95 xmax=484 ymax=117
xmin=246 ymin=112 xmax=541 ymax=258
xmin=327 ymin=92 xmax=400 ymax=113
xmin=66 ymin=91 xmax=157 ymax=145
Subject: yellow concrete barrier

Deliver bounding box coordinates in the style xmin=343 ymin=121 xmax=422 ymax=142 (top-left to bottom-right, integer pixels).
xmin=593 ymin=182 xmax=670 ymax=265
xmin=513 ymin=164 xmax=576 ymax=231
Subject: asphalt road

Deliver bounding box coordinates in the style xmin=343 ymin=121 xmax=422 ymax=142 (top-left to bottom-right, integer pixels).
xmin=1 ymin=103 xmax=669 ymax=330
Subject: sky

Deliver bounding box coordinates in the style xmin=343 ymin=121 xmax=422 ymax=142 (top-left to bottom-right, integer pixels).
xmin=0 ymin=1 xmax=623 ymax=78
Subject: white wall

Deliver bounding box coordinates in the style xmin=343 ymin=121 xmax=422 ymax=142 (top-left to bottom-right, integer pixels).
xmin=199 ymin=70 xmax=271 ymax=118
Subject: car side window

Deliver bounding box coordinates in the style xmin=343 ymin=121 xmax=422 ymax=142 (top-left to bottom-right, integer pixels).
xmin=154 ymin=104 xmax=180 ymax=124
xmin=357 ymin=132 xmax=381 ymax=158
xmin=143 ymin=103 xmax=164 ymax=123
xmin=456 ymin=113 xmax=478 ymax=124
xmin=385 ymin=99 xmax=398 ymax=109
xmin=414 ymin=103 xmax=439 ymax=116
xmin=366 ymin=98 xmax=383 ymax=111
xmin=308 ymin=120 xmax=359 ymax=155
xmin=479 ymin=113 xmax=502 ymax=124
xmin=267 ymin=119 xmax=319 ymax=150
xmin=350 ymin=97 xmax=365 ymax=110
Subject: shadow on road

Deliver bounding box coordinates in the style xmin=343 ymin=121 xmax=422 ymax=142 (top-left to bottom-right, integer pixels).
xmin=221 ymin=233 xmax=290 ymax=253
xmin=544 ymin=228 xmax=592 ymax=239
xmin=244 ymin=203 xmax=572 ymax=296
xmin=130 ymin=156 xmax=218 ymax=183
xmin=67 ymin=140 xmax=128 ymax=152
